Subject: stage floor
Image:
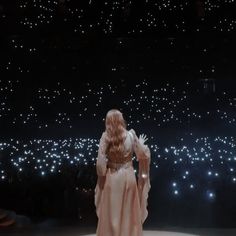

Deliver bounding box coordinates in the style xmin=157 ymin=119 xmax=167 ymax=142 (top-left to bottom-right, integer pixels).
xmin=83 ymin=231 xmax=198 ymax=236
xmin=1 ymin=226 xmax=236 ymax=236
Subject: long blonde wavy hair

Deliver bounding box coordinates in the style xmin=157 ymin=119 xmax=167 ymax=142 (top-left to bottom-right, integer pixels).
xmin=104 ymin=109 xmax=127 ymax=157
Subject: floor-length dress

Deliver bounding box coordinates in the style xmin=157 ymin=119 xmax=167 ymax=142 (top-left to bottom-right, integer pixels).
xmin=94 ymin=129 xmax=151 ymax=236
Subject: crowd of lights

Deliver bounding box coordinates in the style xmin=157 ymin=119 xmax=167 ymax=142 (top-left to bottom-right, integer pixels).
xmin=0 ymin=79 xmax=236 ymax=202
xmin=1 ymin=35 xmax=233 ymax=77
xmin=0 ymin=79 xmax=236 ymax=128
xmin=0 ymin=0 xmax=235 ymax=35
xmin=0 ymin=134 xmax=236 ymax=201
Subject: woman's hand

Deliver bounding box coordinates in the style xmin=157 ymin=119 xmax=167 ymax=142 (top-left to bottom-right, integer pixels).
xmin=139 ymin=134 xmax=148 ymax=145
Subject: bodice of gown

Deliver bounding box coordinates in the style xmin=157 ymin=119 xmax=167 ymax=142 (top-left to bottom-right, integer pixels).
xmin=106 ymin=130 xmax=133 ymax=164
xmin=96 ymin=128 xmax=150 ymax=176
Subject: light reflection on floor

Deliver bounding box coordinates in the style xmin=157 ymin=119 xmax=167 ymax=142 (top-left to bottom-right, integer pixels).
xmin=1 ymin=222 xmax=236 ymax=236
xmin=83 ymin=231 xmax=199 ymax=236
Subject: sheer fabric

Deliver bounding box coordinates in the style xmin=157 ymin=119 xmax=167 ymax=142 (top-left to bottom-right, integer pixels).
xmin=94 ymin=129 xmax=151 ymax=236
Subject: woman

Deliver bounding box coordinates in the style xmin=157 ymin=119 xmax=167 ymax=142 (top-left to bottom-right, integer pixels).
xmin=94 ymin=109 xmax=151 ymax=236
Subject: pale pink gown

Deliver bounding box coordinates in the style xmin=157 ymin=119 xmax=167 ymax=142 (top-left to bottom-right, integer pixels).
xmin=94 ymin=129 xmax=151 ymax=236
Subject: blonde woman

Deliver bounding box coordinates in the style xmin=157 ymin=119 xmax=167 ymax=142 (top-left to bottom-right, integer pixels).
xmin=94 ymin=109 xmax=151 ymax=236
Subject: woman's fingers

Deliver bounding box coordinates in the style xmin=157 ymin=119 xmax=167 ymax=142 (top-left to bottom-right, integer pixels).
xmin=139 ymin=134 xmax=148 ymax=144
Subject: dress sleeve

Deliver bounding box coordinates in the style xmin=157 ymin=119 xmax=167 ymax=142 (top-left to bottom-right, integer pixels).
xmin=96 ymin=132 xmax=108 ymax=177
xmin=94 ymin=132 xmax=108 ymax=217
xmin=130 ymin=129 xmax=150 ymax=162
xmin=130 ymin=129 xmax=151 ymax=224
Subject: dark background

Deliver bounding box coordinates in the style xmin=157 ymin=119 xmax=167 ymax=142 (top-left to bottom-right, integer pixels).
xmin=0 ymin=0 xmax=236 ymax=229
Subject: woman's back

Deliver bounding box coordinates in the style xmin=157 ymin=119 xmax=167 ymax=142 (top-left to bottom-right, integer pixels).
xmin=95 ymin=128 xmax=151 ymax=236
xmin=106 ymin=129 xmax=133 ymax=164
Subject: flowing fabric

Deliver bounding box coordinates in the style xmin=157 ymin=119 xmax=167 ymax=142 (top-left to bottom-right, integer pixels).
xmin=94 ymin=129 xmax=151 ymax=236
